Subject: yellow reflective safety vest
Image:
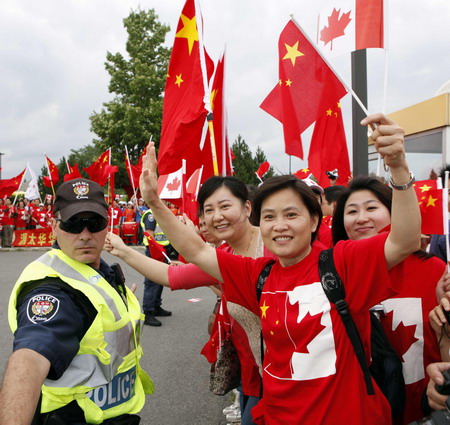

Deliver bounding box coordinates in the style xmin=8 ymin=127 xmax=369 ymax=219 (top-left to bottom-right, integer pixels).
xmin=140 ymin=209 xmax=169 ymax=247
xmin=8 ymin=249 xmax=154 ymax=424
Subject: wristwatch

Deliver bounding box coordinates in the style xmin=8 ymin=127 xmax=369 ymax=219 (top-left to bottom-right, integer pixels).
xmin=389 ymin=172 xmax=415 ymax=190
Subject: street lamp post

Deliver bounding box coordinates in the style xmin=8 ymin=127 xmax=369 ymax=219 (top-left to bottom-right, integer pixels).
xmin=0 ymin=152 xmax=4 ymax=180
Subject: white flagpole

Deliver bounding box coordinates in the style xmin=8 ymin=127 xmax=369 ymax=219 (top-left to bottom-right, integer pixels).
xmin=125 ymin=146 xmax=136 ymax=195
xmin=444 ymin=171 xmax=449 ymax=272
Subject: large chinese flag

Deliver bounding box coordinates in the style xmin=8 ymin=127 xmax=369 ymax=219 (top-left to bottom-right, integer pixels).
xmin=318 ymin=0 xmax=384 ymax=53
xmin=413 ymin=180 xmax=446 ymax=235
xmin=199 ymin=53 xmax=233 ymax=180
xmin=260 ymin=20 xmax=347 ymax=159
xmin=308 ymin=102 xmax=350 ymax=187
xmin=84 ymin=150 xmax=111 ymax=186
xmin=0 ymin=168 xmax=26 ymax=198
xmin=158 ymin=0 xmax=213 ymax=176
xmin=43 ymin=156 xmax=60 ymax=188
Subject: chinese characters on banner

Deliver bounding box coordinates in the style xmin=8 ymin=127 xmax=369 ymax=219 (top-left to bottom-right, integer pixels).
xmin=12 ymin=228 xmax=54 ymax=247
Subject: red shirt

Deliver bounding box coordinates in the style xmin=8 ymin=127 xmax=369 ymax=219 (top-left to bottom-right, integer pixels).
xmin=14 ymin=207 xmax=28 ymax=228
xmin=381 ymin=254 xmax=445 ymax=425
xmin=217 ymin=233 xmax=397 ymax=425
xmin=2 ymin=205 xmax=15 ymax=226
xmin=108 ymin=206 xmax=123 ymax=227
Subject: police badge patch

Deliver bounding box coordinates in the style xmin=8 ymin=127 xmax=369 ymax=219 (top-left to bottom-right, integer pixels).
xmin=27 ymin=294 xmax=60 ymax=323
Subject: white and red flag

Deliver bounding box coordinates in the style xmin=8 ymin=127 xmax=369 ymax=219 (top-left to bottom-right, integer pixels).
xmin=158 ymin=168 xmax=183 ymax=200
xmin=317 ymin=0 xmax=384 ymax=53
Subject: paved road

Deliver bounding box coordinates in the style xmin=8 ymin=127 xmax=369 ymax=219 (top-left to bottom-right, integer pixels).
xmin=0 ymin=249 xmax=232 ymax=425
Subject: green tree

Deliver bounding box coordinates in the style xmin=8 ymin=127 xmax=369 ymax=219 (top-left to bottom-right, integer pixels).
xmin=231 ymin=135 xmax=274 ymax=185
xmin=89 ymin=8 xmax=171 ymax=189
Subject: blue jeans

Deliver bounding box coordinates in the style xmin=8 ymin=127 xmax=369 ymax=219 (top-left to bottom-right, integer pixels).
xmin=238 ymin=385 xmax=259 ymax=425
xmin=142 ymin=247 xmax=163 ymax=313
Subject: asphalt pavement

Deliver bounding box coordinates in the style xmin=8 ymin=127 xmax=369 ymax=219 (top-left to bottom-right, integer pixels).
xmin=0 ymin=248 xmax=232 ymax=424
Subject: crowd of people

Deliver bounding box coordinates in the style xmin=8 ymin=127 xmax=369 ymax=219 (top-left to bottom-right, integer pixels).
xmin=3 ymin=113 xmax=450 ymax=424
xmin=0 ymin=197 xmax=54 ymax=247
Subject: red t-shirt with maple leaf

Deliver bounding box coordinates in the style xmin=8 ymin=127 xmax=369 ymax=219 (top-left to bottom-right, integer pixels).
xmin=380 ymin=254 xmax=445 ymax=425
xmin=217 ymin=232 xmax=397 ymax=425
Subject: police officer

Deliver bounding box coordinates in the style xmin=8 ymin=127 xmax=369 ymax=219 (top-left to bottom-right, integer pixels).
xmin=0 ymin=178 xmax=153 ymax=425
xmin=140 ymin=208 xmax=176 ymax=327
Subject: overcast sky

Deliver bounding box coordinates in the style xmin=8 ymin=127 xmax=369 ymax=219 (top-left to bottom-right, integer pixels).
xmin=1 ymin=0 xmax=450 ymax=180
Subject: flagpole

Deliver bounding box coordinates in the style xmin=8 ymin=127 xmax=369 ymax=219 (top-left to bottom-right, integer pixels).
xmin=44 ymin=155 xmax=56 ymax=199
xmin=290 ymin=15 xmax=370 ymax=117
xmin=125 ymin=145 xmax=137 ymax=195
xmin=66 ymin=159 xmax=72 ymax=174
xmin=445 ymin=171 xmax=449 ymax=273
xmin=194 ymin=0 xmax=220 ymax=176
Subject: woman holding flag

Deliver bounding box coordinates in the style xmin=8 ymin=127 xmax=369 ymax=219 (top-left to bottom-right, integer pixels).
xmin=133 ymin=113 xmax=423 ymax=424
xmin=331 ymin=176 xmax=446 ymax=424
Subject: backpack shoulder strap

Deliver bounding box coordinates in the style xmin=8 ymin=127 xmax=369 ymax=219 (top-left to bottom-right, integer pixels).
xmin=318 ymin=249 xmax=375 ymax=395
xmin=256 ymin=260 xmax=275 ymax=301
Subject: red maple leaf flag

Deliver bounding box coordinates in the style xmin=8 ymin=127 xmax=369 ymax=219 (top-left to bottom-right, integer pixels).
xmin=383 ymin=311 xmax=419 ymax=363
xmin=413 ymin=180 xmax=446 ymax=235
xmin=158 ymin=0 xmax=214 ymax=176
xmin=84 ymin=149 xmax=112 ymax=187
xmin=256 ymin=161 xmax=270 ymax=181
xmin=43 ymin=155 xmax=60 ymax=188
xmin=308 ymin=102 xmax=351 ymax=187
xmin=0 ymin=168 xmax=26 ymax=198
xmin=158 ymin=167 xmax=183 ymax=201
xmin=318 ymin=0 xmax=384 ymax=53
xmin=64 ymin=163 xmax=83 ymax=182
xmin=260 ymin=20 xmax=347 ymax=159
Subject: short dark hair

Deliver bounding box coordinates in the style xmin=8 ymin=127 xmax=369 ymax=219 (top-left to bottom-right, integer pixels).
xmin=252 ymin=175 xmax=322 ymax=243
xmin=332 ymin=176 xmax=392 ymax=244
xmin=197 ymin=176 xmax=248 ymax=212
xmin=324 ymin=185 xmax=347 ymax=203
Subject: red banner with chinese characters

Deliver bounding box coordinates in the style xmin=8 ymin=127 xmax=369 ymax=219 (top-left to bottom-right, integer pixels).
xmin=12 ymin=228 xmax=54 ymax=247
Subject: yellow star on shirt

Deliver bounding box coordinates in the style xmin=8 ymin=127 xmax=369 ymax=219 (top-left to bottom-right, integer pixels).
xmin=175 ymin=74 xmax=184 ymax=88
xmin=285 ymin=79 xmax=292 ymax=86
xmin=260 ymin=300 xmax=270 ymax=319
xmin=326 ymin=109 xmax=332 ymax=116
xmin=427 ymin=195 xmax=438 ymax=207
xmin=282 ymin=41 xmax=304 ymax=66
xmin=175 ymin=14 xmax=199 ymax=55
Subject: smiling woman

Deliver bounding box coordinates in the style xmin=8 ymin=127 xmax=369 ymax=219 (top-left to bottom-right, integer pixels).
xmin=136 ymin=113 xmax=423 ymax=424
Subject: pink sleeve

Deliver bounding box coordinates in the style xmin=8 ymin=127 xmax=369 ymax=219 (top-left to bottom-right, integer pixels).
xmin=168 ymin=263 xmax=218 ymax=290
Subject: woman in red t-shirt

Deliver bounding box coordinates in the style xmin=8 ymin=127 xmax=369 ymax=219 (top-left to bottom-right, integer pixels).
xmin=331 ymin=176 xmax=445 ymax=425
xmin=14 ymin=200 xmax=29 ymax=230
xmin=128 ymin=114 xmax=421 ymax=425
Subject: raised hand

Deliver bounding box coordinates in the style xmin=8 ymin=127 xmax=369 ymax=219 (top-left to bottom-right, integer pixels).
xmin=361 ymin=113 xmax=406 ymax=169
xmin=139 ymin=142 xmax=160 ymax=206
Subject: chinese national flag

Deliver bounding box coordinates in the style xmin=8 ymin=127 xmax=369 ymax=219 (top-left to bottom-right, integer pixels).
xmin=0 ymin=168 xmax=26 ymax=198
xmin=308 ymin=102 xmax=350 ymax=187
xmin=260 ymin=20 xmax=347 ymax=159
xmin=64 ymin=163 xmax=82 ymax=182
xmin=84 ymin=150 xmax=111 ymax=186
xmin=413 ymin=180 xmax=446 ymax=235
xmin=144 ymin=232 xmax=167 ymax=262
xmin=293 ymin=168 xmax=314 ymax=180
xmin=199 ymin=53 xmax=233 ymax=180
xmin=158 ymin=0 xmax=214 ymax=176
xmin=43 ymin=156 xmax=60 ymax=188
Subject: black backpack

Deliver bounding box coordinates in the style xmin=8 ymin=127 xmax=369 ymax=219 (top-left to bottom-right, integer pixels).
xmin=318 ymin=248 xmax=405 ymax=420
xmin=256 ymin=250 xmax=406 ymax=420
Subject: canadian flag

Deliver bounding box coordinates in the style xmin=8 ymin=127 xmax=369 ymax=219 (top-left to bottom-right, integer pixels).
xmin=317 ymin=0 xmax=384 ymax=53
xmin=158 ymin=168 xmax=183 ymax=200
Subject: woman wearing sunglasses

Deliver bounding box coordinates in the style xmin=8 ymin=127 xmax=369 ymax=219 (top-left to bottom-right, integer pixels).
xmin=135 ymin=113 xmax=421 ymax=424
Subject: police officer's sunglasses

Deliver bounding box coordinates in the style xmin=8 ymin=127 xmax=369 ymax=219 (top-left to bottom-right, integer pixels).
xmin=56 ymin=216 xmax=108 ymax=234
